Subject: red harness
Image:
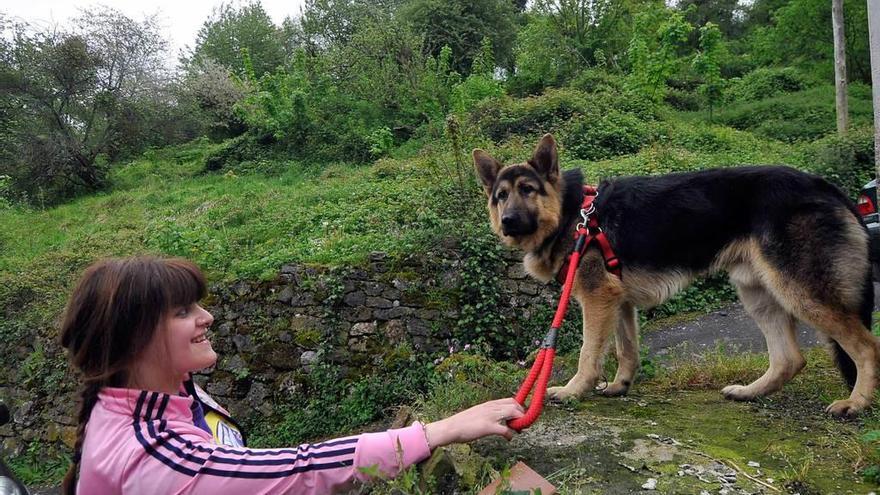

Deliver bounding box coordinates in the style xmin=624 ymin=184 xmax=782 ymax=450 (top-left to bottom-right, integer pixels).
xmin=555 ymin=185 xmax=621 ymax=283
xmin=507 ymin=184 xmax=621 ymax=431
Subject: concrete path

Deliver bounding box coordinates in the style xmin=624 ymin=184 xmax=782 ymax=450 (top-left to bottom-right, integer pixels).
xmin=642 ymin=283 xmax=880 ymax=357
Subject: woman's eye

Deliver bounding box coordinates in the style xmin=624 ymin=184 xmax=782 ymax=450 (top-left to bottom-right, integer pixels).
xmin=176 ymin=307 xmax=189 ymax=317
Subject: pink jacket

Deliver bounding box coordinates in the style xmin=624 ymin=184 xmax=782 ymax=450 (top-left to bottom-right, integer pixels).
xmin=78 ymin=387 xmax=431 ymax=494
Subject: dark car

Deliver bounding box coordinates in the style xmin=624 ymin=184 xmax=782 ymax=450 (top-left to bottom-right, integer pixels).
xmin=857 ymin=179 xmax=880 ymax=279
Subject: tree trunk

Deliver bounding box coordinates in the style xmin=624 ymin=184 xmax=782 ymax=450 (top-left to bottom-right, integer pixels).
xmin=832 ymin=0 xmax=849 ymax=135
xmin=869 ymin=0 xmax=880 ymax=199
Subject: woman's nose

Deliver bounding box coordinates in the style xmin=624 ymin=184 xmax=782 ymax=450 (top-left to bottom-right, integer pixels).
xmin=197 ymin=306 xmax=214 ymax=327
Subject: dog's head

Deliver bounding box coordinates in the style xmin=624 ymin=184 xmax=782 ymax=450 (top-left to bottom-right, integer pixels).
xmin=473 ymin=134 xmax=564 ymax=252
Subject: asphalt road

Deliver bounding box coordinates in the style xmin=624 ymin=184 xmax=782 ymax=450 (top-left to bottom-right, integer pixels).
xmin=642 ymin=282 xmax=880 ymax=357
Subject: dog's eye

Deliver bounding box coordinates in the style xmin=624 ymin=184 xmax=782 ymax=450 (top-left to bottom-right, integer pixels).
xmin=520 ymin=185 xmax=534 ymax=195
xmin=496 ymin=190 xmax=508 ymax=201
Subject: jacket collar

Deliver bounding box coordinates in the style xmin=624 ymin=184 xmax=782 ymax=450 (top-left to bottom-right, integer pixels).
xmin=98 ymin=386 xmax=194 ymax=422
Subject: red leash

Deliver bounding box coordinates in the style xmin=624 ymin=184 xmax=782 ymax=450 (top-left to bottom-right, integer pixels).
xmin=507 ymin=185 xmax=620 ymax=431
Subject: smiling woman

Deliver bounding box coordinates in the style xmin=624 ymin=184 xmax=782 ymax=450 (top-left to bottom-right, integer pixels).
xmin=57 ymin=256 xmax=525 ymax=495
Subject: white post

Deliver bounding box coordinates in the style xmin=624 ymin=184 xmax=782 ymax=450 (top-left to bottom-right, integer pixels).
xmin=833 ymin=0 xmax=849 ymax=135
xmin=869 ymin=0 xmax=880 ymax=191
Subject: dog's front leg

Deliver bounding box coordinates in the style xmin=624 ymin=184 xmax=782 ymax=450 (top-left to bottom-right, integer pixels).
xmin=547 ymin=278 xmax=624 ymax=401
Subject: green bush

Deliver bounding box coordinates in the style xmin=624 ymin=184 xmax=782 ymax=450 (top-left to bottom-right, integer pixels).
xmin=451 ymin=74 xmax=505 ymax=115
xmin=562 ymin=110 xmax=652 ymax=161
xmin=368 ymin=127 xmax=395 ymax=158
xmin=670 ymin=123 xmax=763 ymax=154
xmin=569 ymin=69 xmax=626 ymax=94
xmin=726 ymin=66 xmax=812 ymax=102
xmin=712 ymin=86 xmax=872 ymax=143
xmin=665 ymin=87 xmax=702 ymax=111
xmin=247 ymin=356 xmax=434 ymax=447
xmin=0 ymin=174 xmax=15 ymax=209
xmin=470 ymin=88 xmax=660 ymax=144
xmin=470 ymin=88 xmax=590 ymax=141
xmin=716 ymin=98 xmax=825 ymax=136
xmin=202 ymin=134 xmax=272 ymax=172
xmin=798 ymin=126 xmax=875 ymax=194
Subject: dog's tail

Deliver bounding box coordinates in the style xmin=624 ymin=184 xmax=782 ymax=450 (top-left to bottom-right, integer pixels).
xmin=830 ymin=270 xmax=874 ymax=389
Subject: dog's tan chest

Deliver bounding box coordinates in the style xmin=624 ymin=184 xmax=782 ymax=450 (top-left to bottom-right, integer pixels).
xmin=523 ymin=253 xmax=557 ymax=284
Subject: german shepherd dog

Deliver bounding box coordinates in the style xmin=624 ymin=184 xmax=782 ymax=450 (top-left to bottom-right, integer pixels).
xmin=474 ymin=134 xmax=879 ymax=417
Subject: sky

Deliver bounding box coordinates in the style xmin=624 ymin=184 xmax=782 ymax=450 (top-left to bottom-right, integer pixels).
xmin=2 ymin=0 xmax=307 ymax=65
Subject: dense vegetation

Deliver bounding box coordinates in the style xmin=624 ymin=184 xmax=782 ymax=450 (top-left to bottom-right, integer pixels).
xmin=2 ymin=0 xmax=880 ymax=489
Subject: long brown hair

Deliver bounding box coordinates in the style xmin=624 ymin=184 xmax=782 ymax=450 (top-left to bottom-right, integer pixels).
xmin=59 ymin=256 xmax=206 ymax=494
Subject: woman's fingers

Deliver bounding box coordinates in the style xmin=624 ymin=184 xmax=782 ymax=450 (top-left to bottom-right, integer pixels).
xmin=502 ymin=402 xmax=525 ymax=420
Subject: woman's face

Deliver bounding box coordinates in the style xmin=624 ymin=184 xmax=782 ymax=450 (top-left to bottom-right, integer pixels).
xmin=160 ymin=303 xmax=218 ymax=377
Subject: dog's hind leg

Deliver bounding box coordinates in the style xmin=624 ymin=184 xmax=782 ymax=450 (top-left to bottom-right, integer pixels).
xmin=601 ymin=301 xmax=639 ymax=397
xmin=722 ymin=281 xmax=805 ymax=401
xmin=752 ymin=209 xmax=879 ymax=417
xmin=781 ymin=301 xmax=878 ymax=417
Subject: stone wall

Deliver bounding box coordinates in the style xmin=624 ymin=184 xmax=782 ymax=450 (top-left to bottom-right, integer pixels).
xmin=1 ymin=248 xmax=561 ymax=454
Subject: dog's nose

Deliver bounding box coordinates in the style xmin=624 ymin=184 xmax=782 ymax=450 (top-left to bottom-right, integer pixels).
xmin=501 ymin=214 xmax=518 ymax=228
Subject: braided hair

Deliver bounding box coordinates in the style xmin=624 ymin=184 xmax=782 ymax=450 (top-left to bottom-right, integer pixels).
xmin=59 ymin=256 xmax=206 ymax=494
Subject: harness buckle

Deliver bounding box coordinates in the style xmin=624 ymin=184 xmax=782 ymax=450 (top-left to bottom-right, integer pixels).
xmin=576 ymin=204 xmax=595 ymax=231
xmin=576 ymin=188 xmax=599 ymax=231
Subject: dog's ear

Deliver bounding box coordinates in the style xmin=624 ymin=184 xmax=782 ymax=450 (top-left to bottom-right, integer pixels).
xmin=528 ymin=134 xmax=559 ymax=183
xmin=473 ymin=149 xmax=502 ymax=196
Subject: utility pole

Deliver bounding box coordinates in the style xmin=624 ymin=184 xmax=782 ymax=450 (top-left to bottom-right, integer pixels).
xmin=869 ymin=0 xmax=880 ymax=193
xmin=833 ymin=0 xmax=849 ymax=135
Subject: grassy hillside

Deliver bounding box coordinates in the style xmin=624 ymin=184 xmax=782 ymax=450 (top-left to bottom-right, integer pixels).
xmin=4 ymin=83 xmax=880 ymax=489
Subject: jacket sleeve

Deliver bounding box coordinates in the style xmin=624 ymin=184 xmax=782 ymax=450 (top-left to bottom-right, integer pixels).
xmin=127 ymin=418 xmax=432 ymax=495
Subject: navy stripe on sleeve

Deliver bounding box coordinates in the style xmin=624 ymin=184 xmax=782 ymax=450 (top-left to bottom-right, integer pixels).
xmin=133 ymin=391 xmax=358 ymax=479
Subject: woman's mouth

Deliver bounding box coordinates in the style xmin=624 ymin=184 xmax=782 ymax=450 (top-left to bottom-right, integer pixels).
xmin=191 ymin=334 xmax=209 ymax=344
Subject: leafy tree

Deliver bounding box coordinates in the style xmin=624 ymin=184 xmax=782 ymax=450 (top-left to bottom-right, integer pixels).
xmin=627 ymin=6 xmax=693 ymax=102
xmin=747 ymin=0 xmax=870 ymax=83
xmin=531 ymin=0 xmax=641 ymax=69
xmin=0 ymin=8 xmax=172 ymax=201
xmin=692 ymin=22 xmax=725 ymax=121
xmin=676 ymin=0 xmax=745 ymax=41
xmin=510 ymin=14 xmax=580 ymax=93
xmin=399 ymin=0 xmax=517 ymax=74
xmin=450 ymin=38 xmax=505 ymax=114
xmin=741 ymin=0 xmax=788 ymax=32
xmin=294 ymin=0 xmax=401 ymax=51
xmin=187 ymin=1 xmax=285 ymax=78
xmin=178 ymin=59 xmax=250 ymax=139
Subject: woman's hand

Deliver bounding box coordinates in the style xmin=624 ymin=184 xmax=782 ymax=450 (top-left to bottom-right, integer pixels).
xmin=423 ymin=398 xmax=525 ymax=449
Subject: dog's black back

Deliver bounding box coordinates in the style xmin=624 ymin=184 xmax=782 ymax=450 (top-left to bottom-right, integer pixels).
xmin=595 ymin=166 xmax=861 ymax=273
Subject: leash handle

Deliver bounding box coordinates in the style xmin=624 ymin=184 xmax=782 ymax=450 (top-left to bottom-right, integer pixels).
xmin=508 ymin=347 xmax=555 ymax=431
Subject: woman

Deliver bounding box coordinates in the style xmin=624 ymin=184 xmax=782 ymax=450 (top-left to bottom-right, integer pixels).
xmin=60 ymin=256 xmax=524 ymax=494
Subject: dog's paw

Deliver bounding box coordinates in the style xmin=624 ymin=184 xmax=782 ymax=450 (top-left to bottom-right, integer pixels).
xmin=546 ymin=385 xmax=580 ymax=402
xmin=598 ymin=381 xmax=630 ymax=397
xmin=721 ymin=384 xmax=756 ymax=401
xmin=825 ymin=399 xmax=866 ymax=418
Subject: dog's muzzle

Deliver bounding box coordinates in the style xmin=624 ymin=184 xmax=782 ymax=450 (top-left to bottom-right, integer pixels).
xmin=501 ymin=212 xmax=536 ymax=237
